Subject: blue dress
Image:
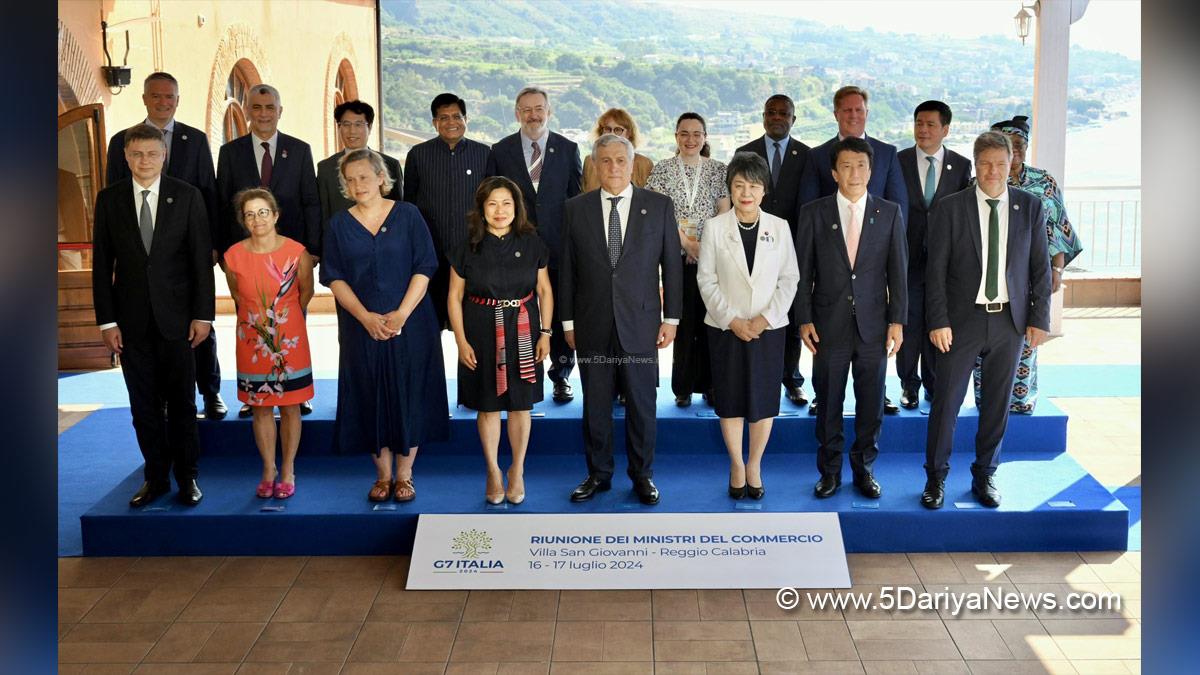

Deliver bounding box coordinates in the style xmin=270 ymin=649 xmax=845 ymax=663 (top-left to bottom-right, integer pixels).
xmin=320 ymin=201 xmax=449 ymax=454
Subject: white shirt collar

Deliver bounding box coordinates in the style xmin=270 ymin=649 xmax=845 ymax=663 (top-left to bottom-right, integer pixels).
xmin=252 ymin=130 xmax=280 ymax=148
xmin=916 ymin=144 xmax=945 ymax=165
xmin=145 ymin=118 xmax=176 ymax=134
xmin=133 ymin=174 xmax=162 ymax=195
xmin=976 ymin=185 xmax=1008 ymax=205
xmin=835 ymin=189 xmax=868 ymax=212
xmin=600 ymin=183 xmax=634 ymax=201
xmin=521 ymin=127 xmax=550 ymax=146
xmin=837 ymin=132 xmax=868 ymax=141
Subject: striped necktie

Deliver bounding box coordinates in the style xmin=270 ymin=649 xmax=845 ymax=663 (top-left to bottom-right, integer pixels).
xmin=607 ymin=196 xmax=623 ymax=268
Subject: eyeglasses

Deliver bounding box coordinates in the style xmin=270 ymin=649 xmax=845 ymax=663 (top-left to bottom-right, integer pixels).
xmin=337 ymin=121 xmax=369 ymax=130
xmin=243 ymin=208 xmax=275 ymax=221
xmin=436 ymin=113 xmax=465 ymax=123
xmin=600 ymin=125 xmax=627 ymax=135
xmin=517 ymin=106 xmax=547 ymax=116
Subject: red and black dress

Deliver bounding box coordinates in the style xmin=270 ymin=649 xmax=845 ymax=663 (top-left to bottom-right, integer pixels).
xmin=450 ymin=231 xmax=549 ymax=412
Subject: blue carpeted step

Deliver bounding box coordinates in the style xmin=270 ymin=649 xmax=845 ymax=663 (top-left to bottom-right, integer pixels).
xmin=193 ymin=379 xmax=1068 ymax=457
xmin=80 ymin=450 xmax=1127 ymax=556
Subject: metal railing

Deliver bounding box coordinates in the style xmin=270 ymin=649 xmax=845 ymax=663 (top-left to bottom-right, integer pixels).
xmin=1062 ymin=185 xmax=1141 ymax=276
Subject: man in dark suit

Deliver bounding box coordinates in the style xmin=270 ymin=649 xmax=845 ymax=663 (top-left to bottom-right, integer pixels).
xmin=316 ymin=99 xmax=402 ymax=242
xmin=799 ymin=85 xmax=909 ymax=417
xmin=896 ymin=101 xmax=973 ymax=409
xmin=93 ymin=124 xmax=215 ymax=507
xmin=559 ymin=134 xmax=682 ymax=505
xmin=736 ymin=94 xmax=812 ymax=406
xmin=106 ymin=72 xmax=226 ymax=420
xmin=486 ymin=86 xmax=582 ymax=402
xmin=795 ymin=138 xmax=907 ymax=499
xmin=216 ymin=83 xmax=321 ymax=258
xmin=921 ymin=131 xmax=1051 ymax=509
xmin=217 ymin=84 xmax=320 ymax=417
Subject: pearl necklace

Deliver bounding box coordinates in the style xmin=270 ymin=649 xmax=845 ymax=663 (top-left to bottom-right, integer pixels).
xmin=737 ymin=216 xmax=760 ymax=231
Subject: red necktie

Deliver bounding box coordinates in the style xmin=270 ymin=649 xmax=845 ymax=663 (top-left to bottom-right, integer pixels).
xmin=260 ymin=141 xmax=273 ymax=187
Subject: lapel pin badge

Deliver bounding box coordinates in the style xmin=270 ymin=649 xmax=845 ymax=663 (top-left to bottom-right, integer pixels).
xmin=832 ymin=223 xmax=839 ymax=230
xmin=466 ymin=169 xmax=472 ymax=175
xmin=548 ymin=147 xmax=555 ymax=153
xmin=640 ymin=208 xmax=647 ymax=215
xmin=515 ymin=251 xmax=522 ymax=257
xmin=181 ymin=134 xmax=188 ymax=141
xmin=166 ymin=197 xmax=174 ymax=204
xmin=1013 ymin=204 xmax=1020 ymax=210
xmin=870 ymin=217 xmax=875 ymax=225
xmin=946 ymin=164 xmax=952 ymax=170
xmin=791 ymin=149 xmax=797 ymax=155
xmin=281 ymin=149 xmax=288 ymax=159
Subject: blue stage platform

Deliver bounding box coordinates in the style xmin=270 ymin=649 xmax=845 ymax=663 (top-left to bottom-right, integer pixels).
xmin=73 ymin=378 xmax=1128 ymax=556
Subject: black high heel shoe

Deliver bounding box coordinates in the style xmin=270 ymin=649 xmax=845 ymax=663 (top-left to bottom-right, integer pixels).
xmin=728 ymin=483 xmax=747 ymax=499
xmin=746 ymin=483 xmax=765 ymax=500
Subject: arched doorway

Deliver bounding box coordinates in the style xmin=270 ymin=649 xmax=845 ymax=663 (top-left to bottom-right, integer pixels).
xmin=221 ymin=58 xmax=261 ymax=144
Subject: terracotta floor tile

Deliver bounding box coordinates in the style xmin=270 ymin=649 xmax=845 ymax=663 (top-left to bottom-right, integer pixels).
xmin=244 ymin=621 xmax=360 ymax=662
xmin=963 ymin=661 xmax=1077 ymax=674
xmin=850 ymin=639 xmax=961 ymax=661
xmin=697 ymin=590 xmax=748 ymax=621
xmin=758 ymin=661 xmax=865 ymax=674
xmin=509 ymin=590 xmax=559 ymax=621
xmin=797 ymin=620 xmax=859 ymax=661
xmin=193 ymin=622 xmax=265 ymax=663
xmin=59 ymin=622 xmax=170 ymax=664
xmin=339 ymin=664 xmax=445 ymax=675
xmin=177 ymin=585 xmax=287 ymax=623
xmin=861 ymin=662 xmax=918 ymax=674
xmin=60 ymin=587 xmax=109 ymax=623
xmin=59 ymin=558 xmax=139 ymax=588
xmin=271 ymin=585 xmax=377 ymax=623
xmin=204 ymin=557 xmax=307 ymax=588
xmin=548 ymin=663 xmax=653 ymax=675
xmin=602 ymin=621 xmax=652 ymax=661
xmin=346 ymin=621 xmax=412 ymax=662
xmin=463 ymin=590 xmax=515 ymax=621
xmin=912 ymin=661 xmax=970 ymax=674
xmin=750 ymin=620 xmax=807 ymax=661
xmin=400 ymin=621 xmax=460 ymax=662
xmin=368 ymin=597 xmax=466 ymax=622
xmin=551 ymin=621 xmax=604 ymax=662
xmin=990 ymin=619 xmax=1067 ymax=661
xmin=652 ymin=589 xmax=700 ymax=620
xmin=1040 ymin=619 xmax=1140 ymax=660
xmin=142 ymin=622 xmax=218 ymax=662
xmin=113 ymin=558 xmax=223 ymax=591
xmin=556 ymin=593 xmax=650 ymax=621
xmin=652 ymin=639 xmax=756 ymax=662
xmin=449 ymin=620 xmax=554 ymax=662
xmin=906 ymin=554 xmax=969 ymax=585
xmin=943 ymin=620 xmax=1011 ymax=660
xmin=131 ymin=664 xmax=239 ymax=674
xmin=82 ymin=587 xmax=199 ymax=624
xmin=653 ymin=620 xmax=751 ymax=641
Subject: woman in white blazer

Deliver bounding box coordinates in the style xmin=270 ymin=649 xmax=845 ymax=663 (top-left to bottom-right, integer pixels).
xmin=697 ymin=152 xmax=800 ymax=499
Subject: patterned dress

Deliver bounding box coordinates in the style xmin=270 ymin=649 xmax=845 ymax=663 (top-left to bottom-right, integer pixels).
xmin=973 ymin=164 xmax=1084 ymax=413
xmin=225 ymin=237 xmax=315 ymax=406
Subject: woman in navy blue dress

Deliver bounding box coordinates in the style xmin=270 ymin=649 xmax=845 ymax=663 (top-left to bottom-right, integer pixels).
xmin=320 ymin=149 xmax=449 ymax=502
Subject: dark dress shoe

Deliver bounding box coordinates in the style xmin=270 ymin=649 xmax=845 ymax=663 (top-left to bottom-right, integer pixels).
xmin=129 ymin=481 xmax=170 ymax=507
xmin=178 ymin=479 xmax=203 ymax=506
xmin=853 ymin=473 xmax=882 ymax=499
xmin=553 ymin=380 xmax=574 ymax=403
xmin=300 ymin=400 xmax=314 ymax=415
xmin=899 ymin=389 xmax=919 ymax=410
xmin=971 ymin=474 xmax=1002 ymax=508
xmin=633 ymin=478 xmax=660 ymax=505
xmin=746 ymin=483 xmax=765 ymax=500
xmin=570 ymin=475 xmax=611 ymax=502
xmin=728 ymin=483 xmax=747 ymax=499
xmin=884 ymin=396 xmax=900 ymax=415
xmin=784 ymin=385 xmax=808 ymax=406
xmin=813 ymin=474 xmax=841 ymax=498
xmin=204 ymin=393 xmax=228 ymax=420
xmin=238 ymin=403 xmax=253 ymax=418
xmin=675 ymin=394 xmax=691 ymax=407
xmin=921 ymin=478 xmax=945 ymax=509
xmin=702 ymin=390 xmax=714 ymax=406
xmin=808 ymin=399 xmax=818 ymax=416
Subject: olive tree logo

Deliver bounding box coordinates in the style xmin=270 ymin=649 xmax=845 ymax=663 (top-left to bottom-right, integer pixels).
xmin=451 ymin=529 xmax=493 ymax=559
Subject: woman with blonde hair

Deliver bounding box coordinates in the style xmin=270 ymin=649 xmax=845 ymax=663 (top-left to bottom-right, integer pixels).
xmin=582 ymin=108 xmax=654 ymax=191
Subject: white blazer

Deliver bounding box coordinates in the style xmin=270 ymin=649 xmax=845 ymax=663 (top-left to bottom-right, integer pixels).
xmin=697 ymin=209 xmax=799 ymax=330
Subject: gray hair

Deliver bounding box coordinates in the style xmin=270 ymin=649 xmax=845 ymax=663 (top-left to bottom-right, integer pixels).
xmin=337 ymin=148 xmax=394 ymax=199
xmin=251 ymin=83 xmax=282 ymax=107
xmin=515 ymin=86 xmax=550 ymax=108
xmin=725 ymin=152 xmax=771 ymax=192
xmin=973 ymin=130 xmax=1013 ymax=161
xmin=592 ymin=133 xmax=634 ymax=163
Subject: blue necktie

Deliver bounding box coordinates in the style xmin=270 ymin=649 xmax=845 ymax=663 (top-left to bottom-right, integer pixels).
xmin=139 ymin=189 xmax=154 ymax=252
xmin=923 ymin=156 xmax=937 ymax=207
xmin=771 ymin=141 xmax=782 ymax=187
xmin=607 ymin=196 xmax=623 ymax=268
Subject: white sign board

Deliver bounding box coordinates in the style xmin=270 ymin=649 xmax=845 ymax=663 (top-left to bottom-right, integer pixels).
xmin=407 ymin=513 xmax=850 ymax=589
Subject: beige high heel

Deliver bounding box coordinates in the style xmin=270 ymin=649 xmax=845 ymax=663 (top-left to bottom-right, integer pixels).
xmin=486 ymin=470 xmax=505 ymax=505
xmin=505 ymin=468 xmax=525 ymax=505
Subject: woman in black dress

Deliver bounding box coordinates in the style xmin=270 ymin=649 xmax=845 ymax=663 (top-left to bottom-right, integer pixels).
xmin=696 ymin=153 xmax=799 ymax=499
xmin=448 ymin=176 xmax=553 ymax=505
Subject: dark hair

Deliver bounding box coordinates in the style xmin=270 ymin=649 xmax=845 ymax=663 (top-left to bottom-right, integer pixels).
xmin=334 ymin=100 xmax=375 ymax=125
xmin=124 ymin=123 xmax=166 ymax=148
xmin=143 ymin=71 xmax=178 ymax=89
xmin=467 ymin=176 xmax=534 ymax=251
xmin=765 ymin=94 xmax=794 ymax=111
xmin=726 ymin=152 xmax=771 ymax=192
xmin=829 ymin=136 xmax=874 ymax=171
xmin=430 ymin=93 xmax=467 ymax=119
xmin=914 ymin=100 xmax=952 ymax=126
xmin=675 ymin=112 xmax=711 ymax=158
xmin=232 ymin=187 xmax=280 ymax=223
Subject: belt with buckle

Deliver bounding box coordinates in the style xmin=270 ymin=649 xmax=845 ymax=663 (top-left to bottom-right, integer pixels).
xmin=976 ymin=302 xmax=1007 ymax=313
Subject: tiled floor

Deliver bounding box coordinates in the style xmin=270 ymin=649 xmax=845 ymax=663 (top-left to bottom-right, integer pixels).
xmin=58 ymin=309 xmax=1141 ymax=673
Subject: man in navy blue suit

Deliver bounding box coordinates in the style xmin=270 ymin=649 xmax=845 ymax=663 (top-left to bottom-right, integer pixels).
xmin=799 ymin=85 xmax=908 ymax=417
xmin=485 ymin=86 xmax=582 ymax=402
xmin=896 ymin=101 xmax=974 ymax=409
xmin=795 ymin=138 xmax=907 ymax=500
xmin=921 ymin=131 xmax=1051 ymax=509
xmin=216 ymin=83 xmax=320 ymax=417
xmin=106 ymin=72 xmax=225 ymax=420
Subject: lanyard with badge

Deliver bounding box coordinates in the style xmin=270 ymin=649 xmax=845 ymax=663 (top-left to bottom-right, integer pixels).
xmin=674 ymin=158 xmax=702 ymax=241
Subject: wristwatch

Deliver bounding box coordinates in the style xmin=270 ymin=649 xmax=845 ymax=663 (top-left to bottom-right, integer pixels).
xmin=539 ymin=328 xmax=553 ymax=336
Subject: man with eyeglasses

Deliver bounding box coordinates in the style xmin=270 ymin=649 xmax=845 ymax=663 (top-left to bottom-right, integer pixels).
xmin=106 ymin=71 xmax=226 ymax=421
xmin=93 ymin=124 xmax=215 ymax=507
xmin=486 ymin=86 xmax=583 ymax=402
xmin=402 ymin=93 xmax=490 ymax=330
xmin=217 ymin=83 xmax=321 ymax=417
xmin=317 ymin=100 xmax=403 ymax=246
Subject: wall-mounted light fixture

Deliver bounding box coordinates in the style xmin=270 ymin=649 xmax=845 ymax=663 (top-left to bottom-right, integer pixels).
xmin=1014 ymin=2 xmax=1038 ymax=46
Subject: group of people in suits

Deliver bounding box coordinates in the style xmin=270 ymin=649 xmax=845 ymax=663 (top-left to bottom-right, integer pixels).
xmin=94 ymin=71 xmax=1061 ymax=511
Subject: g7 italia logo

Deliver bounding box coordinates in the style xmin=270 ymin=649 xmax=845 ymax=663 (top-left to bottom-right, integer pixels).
xmin=435 ymin=529 xmax=505 ymax=572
